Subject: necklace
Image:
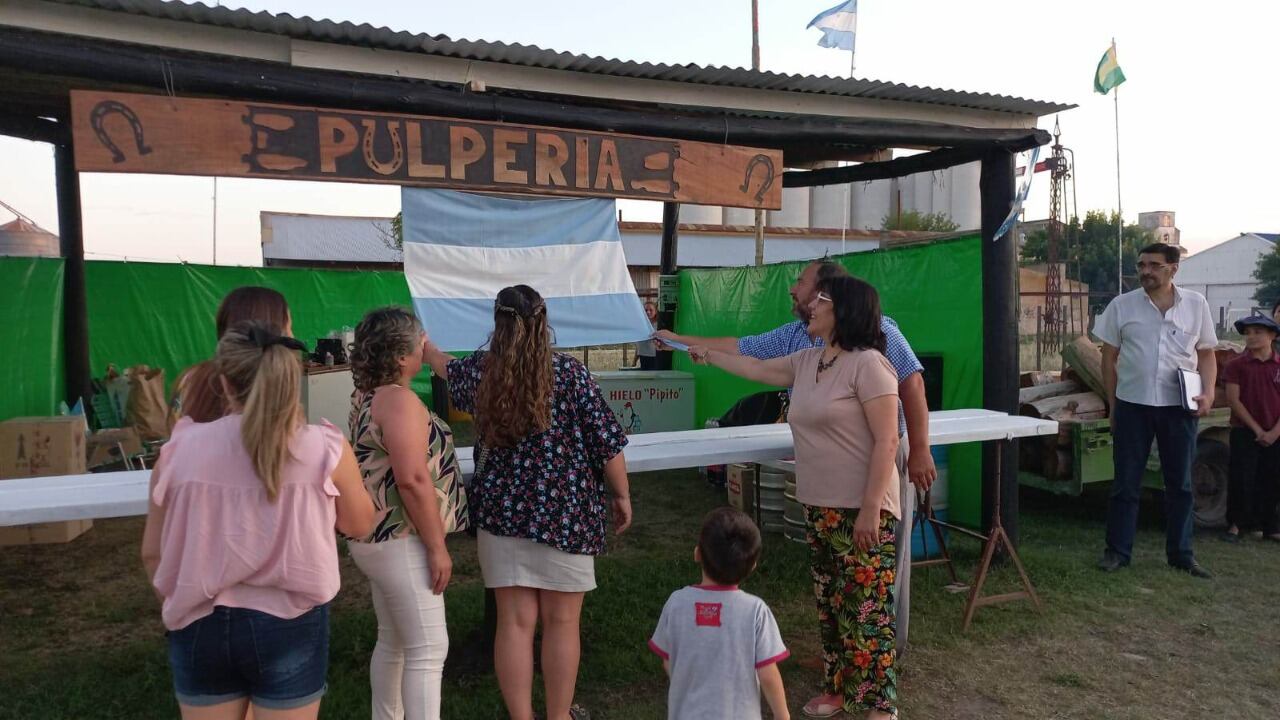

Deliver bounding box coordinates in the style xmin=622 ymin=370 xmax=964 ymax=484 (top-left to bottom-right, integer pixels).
xmin=815 ymin=350 xmax=841 ymax=382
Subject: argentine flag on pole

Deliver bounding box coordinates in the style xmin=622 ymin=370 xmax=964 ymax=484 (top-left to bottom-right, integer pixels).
xmin=401 ymin=189 xmax=652 ymax=352
xmin=807 ymin=0 xmax=858 ymax=51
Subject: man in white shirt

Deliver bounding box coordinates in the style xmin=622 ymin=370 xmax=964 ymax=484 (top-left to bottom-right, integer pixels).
xmin=1094 ymin=243 xmax=1218 ymax=578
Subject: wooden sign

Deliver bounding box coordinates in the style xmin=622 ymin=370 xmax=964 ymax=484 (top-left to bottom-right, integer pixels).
xmin=70 ymin=91 xmax=782 ymax=209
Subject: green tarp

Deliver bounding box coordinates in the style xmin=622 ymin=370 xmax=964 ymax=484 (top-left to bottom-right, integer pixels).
xmin=0 ymin=257 xmax=64 ymax=420
xmin=673 ymin=235 xmax=985 ymax=527
xmin=0 ymin=258 xmax=432 ymax=422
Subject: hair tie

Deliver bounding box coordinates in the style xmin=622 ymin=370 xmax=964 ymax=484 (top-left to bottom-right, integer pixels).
xmin=248 ymin=325 xmax=308 ymax=352
xmin=496 ymin=304 xmax=520 ymax=315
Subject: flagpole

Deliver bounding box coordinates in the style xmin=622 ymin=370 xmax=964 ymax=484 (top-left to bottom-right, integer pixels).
xmin=1112 ymin=39 xmax=1123 ymax=295
xmin=1114 ymin=81 xmax=1122 ymax=294
xmin=752 ymin=0 xmax=765 ymax=266
xmin=841 ymin=14 xmax=856 ymax=255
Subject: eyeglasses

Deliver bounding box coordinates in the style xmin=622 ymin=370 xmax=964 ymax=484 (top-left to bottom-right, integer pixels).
xmin=1135 ymin=261 xmax=1172 ymax=272
xmin=815 ymin=292 xmax=833 ymax=303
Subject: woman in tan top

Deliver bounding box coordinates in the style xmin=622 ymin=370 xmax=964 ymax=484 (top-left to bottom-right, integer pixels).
xmin=690 ymin=275 xmax=901 ymax=720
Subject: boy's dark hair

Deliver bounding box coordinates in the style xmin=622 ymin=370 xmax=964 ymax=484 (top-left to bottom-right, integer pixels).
xmin=698 ymin=507 xmax=762 ymax=586
xmin=1138 ymin=242 xmax=1180 ymax=265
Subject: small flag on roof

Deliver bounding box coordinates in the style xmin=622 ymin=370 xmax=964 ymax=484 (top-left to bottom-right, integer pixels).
xmin=807 ymin=0 xmax=858 ymax=51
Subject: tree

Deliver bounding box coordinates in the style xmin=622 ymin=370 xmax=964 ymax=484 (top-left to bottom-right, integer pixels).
xmin=377 ymin=211 xmax=404 ymax=252
xmin=881 ymin=210 xmax=959 ymax=232
xmin=1020 ymin=210 xmax=1154 ymax=300
xmin=1253 ymin=244 xmax=1280 ymax=309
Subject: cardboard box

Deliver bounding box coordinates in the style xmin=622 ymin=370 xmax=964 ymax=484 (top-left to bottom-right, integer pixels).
xmin=0 ymin=519 xmax=93 ymax=546
xmin=0 ymin=416 xmax=88 ymax=480
xmin=86 ymin=427 xmax=144 ymax=469
xmin=726 ymin=463 xmax=757 ymax=514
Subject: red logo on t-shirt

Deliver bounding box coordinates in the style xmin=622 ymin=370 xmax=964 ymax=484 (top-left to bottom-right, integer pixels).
xmin=695 ymin=602 xmax=722 ymax=627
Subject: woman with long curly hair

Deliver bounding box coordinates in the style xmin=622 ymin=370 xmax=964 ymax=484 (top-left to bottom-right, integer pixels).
xmin=423 ymin=285 xmax=632 ymax=720
xmin=346 ymin=307 xmax=468 ymax=720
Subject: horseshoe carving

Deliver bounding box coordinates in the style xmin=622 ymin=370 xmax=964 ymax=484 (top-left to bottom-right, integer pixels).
xmin=89 ymin=101 xmax=152 ymax=163
xmin=361 ymin=119 xmax=404 ymax=176
xmin=739 ymin=153 xmax=776 ymax=203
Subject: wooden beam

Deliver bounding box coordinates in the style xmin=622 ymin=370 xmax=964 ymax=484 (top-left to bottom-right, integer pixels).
xmin=0 ymin=113 xmax=64 ymax=144
xmin=980 ymin=148 xmax=1018 ymax=543
xmin=656 ymin=202 xmax=679 ymax=371
xmin=54 ymin=139 xmax=93 ymax=418
xmin=0 ymin=27 xmax=1052 ymax=156
xmin=783 ymin=147 xmax=987 ymax=187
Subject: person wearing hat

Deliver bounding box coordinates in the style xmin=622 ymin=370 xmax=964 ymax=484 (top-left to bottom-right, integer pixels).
xmin=1221 ymin=313 xmax=1280 ymax=543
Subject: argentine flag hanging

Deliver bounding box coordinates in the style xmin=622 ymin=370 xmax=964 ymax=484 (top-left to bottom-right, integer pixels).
xmin=807 ymin=0 xmax=858 ymax=51
xmin=401 ymin=189 xmax=653 ymax=352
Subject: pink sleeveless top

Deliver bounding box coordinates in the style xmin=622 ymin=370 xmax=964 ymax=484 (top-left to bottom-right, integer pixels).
xmin=151 ymin=415 xmax=345 ymax=630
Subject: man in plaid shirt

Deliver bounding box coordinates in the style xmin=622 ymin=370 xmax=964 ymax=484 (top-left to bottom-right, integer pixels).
xmin=657 ymin=260 xmax=935 ymax=651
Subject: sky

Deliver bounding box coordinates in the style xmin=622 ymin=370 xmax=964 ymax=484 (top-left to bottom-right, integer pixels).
xmin=2 ymin=0 xmax=1277 ymax=266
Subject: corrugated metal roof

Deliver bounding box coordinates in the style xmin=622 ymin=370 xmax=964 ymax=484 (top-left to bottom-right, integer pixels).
xmin=261 ymin=212 xmax=401 ymax=263
xmin=45 ymin=0 xmax=1073 ymax=116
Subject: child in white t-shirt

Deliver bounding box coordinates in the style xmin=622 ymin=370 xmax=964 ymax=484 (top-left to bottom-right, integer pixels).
xmin=649 ymin=507 xmax=790 ymax=720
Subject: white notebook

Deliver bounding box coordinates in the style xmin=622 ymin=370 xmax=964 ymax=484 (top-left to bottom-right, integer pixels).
xmin=1177 ymin=369 xmax=1202 ymax=412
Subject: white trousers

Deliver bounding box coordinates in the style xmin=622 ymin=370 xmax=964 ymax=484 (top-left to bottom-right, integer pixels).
xmin=894 ymin=435 xmax=914 ymax=652
xmin=348 ymin=537 xmax=449 ymax=720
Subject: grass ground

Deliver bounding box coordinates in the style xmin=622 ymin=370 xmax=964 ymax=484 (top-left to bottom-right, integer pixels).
xmin=2 ymin=471 xmax=1278 ymax=719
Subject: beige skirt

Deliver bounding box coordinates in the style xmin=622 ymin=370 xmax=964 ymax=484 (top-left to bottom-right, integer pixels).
xmin=476 ymin=529 xmax=597 ymax=592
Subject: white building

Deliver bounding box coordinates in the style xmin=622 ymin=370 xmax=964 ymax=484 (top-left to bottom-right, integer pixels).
xmin=1177 ymin=232 xmax=1277 ymax=326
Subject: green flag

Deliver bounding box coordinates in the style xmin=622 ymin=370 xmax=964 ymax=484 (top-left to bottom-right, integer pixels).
xmin=1094 ymin=42 xmax=1126 ymax=94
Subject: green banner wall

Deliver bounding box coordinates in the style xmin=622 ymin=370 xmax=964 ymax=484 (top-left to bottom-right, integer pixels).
xmin=0 ymin=257 xmax=432 ymax=421
xmin=673 ymin=235 xmax=986 ymax=527
xmin=83 ymin=261 xmax=433 ymax=402
xmin=1 ymin=257 xmax=65 ymax=420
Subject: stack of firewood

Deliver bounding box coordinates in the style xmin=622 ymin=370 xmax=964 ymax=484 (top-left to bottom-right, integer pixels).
xmin=1018 ymin=335 xmax=1243 ymax=481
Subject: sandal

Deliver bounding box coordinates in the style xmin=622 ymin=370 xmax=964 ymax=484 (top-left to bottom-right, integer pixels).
xmin=802 ymin=694 xmax=845 ymax=718
xmin=568 ymin=704 xmax=591 ymax=720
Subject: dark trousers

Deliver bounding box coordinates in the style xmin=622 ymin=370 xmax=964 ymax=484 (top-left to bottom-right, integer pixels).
xmin=1227 ymin=427 xmax=1280 ymax=535
xmin=1105 ymin=399 xmax=1198 ymax=566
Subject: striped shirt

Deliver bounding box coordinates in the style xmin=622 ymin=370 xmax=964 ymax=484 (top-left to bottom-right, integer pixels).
xmin=737 ymin=317 xmax=923 ymax=435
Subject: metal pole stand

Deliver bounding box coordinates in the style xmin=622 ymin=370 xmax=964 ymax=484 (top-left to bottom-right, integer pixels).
xmin=911 ymin=490 xmax=961 ymax=586
xmin=925 ymin=441 xmax=1042 ymax=630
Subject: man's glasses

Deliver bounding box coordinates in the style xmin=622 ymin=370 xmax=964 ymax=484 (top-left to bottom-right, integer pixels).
xmin=1136 ymin=261 xmax=1172 ymax=272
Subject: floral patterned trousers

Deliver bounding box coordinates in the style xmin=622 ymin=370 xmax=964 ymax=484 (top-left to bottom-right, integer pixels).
xmin=805 ymin=505 xmax=898 ymax=714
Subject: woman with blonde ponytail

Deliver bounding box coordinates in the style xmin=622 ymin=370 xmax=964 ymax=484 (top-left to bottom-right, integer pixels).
xmin=423 ymin=285 xmax=632 ymax=720
xmin=141 ymin=322 xmax=374 ymax=720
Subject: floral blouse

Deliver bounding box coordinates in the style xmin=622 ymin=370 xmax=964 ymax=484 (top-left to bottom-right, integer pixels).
xmin=447 ymin=352 xmax=627 ymax=555
xmin=347 ymin=386 xmax=469 ymax=543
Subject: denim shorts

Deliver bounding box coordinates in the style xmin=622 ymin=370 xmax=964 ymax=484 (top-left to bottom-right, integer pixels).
xmin=167 ymin=603 xmax=329 ymax=710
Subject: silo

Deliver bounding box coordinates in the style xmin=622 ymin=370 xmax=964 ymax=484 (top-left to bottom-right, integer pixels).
xmin=677 ymin=204 xmax=723 ymax=225
xmin=722 ymin=206 xmax=755 ymax=226
xmin=809 ymin=184 xmax=849 ymax=229
xmin=849 ymin=178 xmax=893 ymax=231
xmin=767 ymin=186 xmax=810 ymax=228
xmin=0 ymin=218 xmax=59 ymax=257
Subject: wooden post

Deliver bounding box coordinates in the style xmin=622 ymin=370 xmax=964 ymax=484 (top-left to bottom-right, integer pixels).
xmin=55 ymin=137 xmax=93 ymax=415
xmin=980 ymin=148 xmax=1019 ymax=544
xmin=657 ymin=202 xmax=679 ymax=371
